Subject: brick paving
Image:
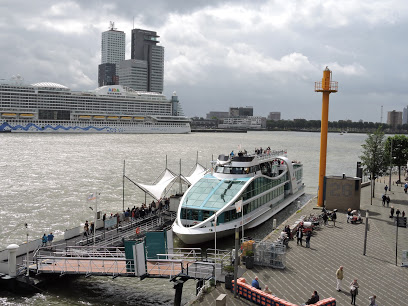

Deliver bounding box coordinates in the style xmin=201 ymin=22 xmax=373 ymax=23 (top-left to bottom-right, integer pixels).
xmin=199 ymin=178 xmax=408 ymax=305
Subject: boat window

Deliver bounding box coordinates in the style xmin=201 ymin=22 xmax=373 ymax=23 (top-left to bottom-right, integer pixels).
xmin=224 ymin=211 xmax=230 ymax=222
xmin=181 ymin=208 xmax=187 ymax=219
xmin=192 ymin=210 xmax=199 ymax=220
xmin=215 ymin=166 xmax=224 ymax=173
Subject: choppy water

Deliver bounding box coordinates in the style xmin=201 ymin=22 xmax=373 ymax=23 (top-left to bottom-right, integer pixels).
xmin=0 ymin=131 xmax=367 ymax=305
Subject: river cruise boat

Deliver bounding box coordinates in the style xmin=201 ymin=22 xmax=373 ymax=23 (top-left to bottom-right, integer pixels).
xmin=0 ymin=77 xmax=190 ymax=133
xmin=172 ymin=149 xmax=304 ymax=244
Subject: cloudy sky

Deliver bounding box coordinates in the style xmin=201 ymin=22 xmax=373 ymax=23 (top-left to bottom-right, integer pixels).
xmin=1 ymin=0 xmax=407 ymax=121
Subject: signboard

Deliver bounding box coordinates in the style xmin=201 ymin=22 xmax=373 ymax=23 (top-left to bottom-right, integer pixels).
xmin=235 ymin=199 xmax=243 ymax=213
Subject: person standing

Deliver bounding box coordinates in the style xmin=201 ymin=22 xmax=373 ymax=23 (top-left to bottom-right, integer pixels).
xmin=332 ymin=209 xmax=337 ymax=227
xmin=386 ymin=196 xmax=390 ymax=207
xmin=390 ymin=206 xmax=395 ymax=218
xmin=369 ymin=295 xmax=377 ymax=306
xmin=350 ymin=279 xmax=359 ymax=305
xmin=41 ymin=234 xmax=48 ymax=247
xmin=305 ymin=231 xmax=311 ymax=248
xmin=347 ymin=208 xmax=352 ymax=223
xmin=336 ymin=266 xmax=343 ymax=291
xmin=384 ymin=184 xmax=388 ymax=194
xmin=296 ymin=227 xmax=303 ymax=246
xmin=322 ymin=212 xmax=328 ymax=226
xmin=47 ymin=232 xmax=54 ymax=246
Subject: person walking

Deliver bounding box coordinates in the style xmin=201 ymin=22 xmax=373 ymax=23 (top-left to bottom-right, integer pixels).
xmin=47 ymin=232 xmax=54 ymax=246
xmin=336 ymin=266 xmax=344 ymax=291
xmin=296 ymin=227 xmax=303 ymax=246
xmin=384 ymin=184 xmax=388 ymax=194
xmin=390 ymin=206 xmax=395 ymax=218
xmin=382 ymin=194 xmax=387 ymax=206
xmin=350 ymin=279 xmax=359 ymax=305
xmin=305 ymin=231 xmax=311 ymax=248
xmin=322 ymin=212 xmax=328 ymax=226
xmin=386 ymin=196 xmax=390 ymax=207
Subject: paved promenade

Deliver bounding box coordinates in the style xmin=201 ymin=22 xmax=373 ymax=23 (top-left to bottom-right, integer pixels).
xmin=199 ymin=178 xmax=408 ymax=305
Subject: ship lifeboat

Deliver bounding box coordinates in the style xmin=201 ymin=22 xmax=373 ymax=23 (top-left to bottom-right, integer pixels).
xmin=133 ymin=116 xmax=144 ymax=120
xmin=121 ymin=116 xmax=132 ymax=120
xmin=19 ymin=113 xmax=34 ymax=118
xmin=107 ymin=116 xmax=119 ymax=120
xmin=2 ymin=113 xmax=17 ymax=118
xmin=79 ymin=115 xmax=91 ymax=120
xmin=93 ymin=115 xmax=105 ymax=120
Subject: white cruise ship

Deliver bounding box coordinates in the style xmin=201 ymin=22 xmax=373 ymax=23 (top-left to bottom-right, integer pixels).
xmin=0 ymin=78 xmax=190 ymax=133
xmin=172 ymin=149 xmax=305 ymax=244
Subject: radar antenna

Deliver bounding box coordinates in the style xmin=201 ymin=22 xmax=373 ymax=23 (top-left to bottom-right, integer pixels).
xmin=109 ymin=21 xmax=117 ymax=31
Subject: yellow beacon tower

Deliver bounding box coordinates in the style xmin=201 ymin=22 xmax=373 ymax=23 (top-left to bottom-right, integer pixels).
xmin=315 ymin=67 xmax=338 ymax=207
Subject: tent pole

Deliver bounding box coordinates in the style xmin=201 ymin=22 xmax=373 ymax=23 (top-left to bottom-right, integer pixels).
xmin=122 ymin=160 xmax=125 ymax=212
xmin=179 ymin=158 xmax=182 ymax=195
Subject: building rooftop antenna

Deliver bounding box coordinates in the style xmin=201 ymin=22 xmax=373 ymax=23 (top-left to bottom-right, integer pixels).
xmin=109 ymin=21 xmax=117 ymax=31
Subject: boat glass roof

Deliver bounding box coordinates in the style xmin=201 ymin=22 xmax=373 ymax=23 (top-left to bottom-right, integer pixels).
xmin=182 ymin=175 xmax=249 ymax=210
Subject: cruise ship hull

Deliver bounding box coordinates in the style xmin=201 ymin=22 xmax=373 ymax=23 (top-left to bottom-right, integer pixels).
xmin=0 ymin=120 xmax=190 ymax=134
xmin=173 ymin=186 xmax=305 ymax=245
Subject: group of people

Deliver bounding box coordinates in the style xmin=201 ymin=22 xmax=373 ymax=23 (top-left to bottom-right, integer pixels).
xmin=389 ymin=206 xmax=405 ymax=218
xmin=251 ymin=276 xmax=272 ymax=295
xmin=295 ymin=224 xmax=312 ymax=248
xmin=336 ymin=266 xmax=377 ymax=305
xmin=41 ymin=232 xmax=54 ymax=247
xmin=381 ymin=193 xmax=391 ymax=207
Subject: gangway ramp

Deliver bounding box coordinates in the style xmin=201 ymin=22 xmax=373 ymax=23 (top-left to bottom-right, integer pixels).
xmin=34 ymin=246 xmax=135 ymax=277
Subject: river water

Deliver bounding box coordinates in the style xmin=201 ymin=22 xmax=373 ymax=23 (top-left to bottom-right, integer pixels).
xmin=0 ymin=131 xmax=367 ymax=305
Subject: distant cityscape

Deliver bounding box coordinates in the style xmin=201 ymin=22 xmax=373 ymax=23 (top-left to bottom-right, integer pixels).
xmin=97 ymin=22 xmax=408 ymax=133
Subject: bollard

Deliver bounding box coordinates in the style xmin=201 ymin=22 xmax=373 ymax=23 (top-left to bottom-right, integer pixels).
xmin=273 ymin=219 xmax=277 ymax=229
xmin=7 ymin=244 xmax=19 ymax=277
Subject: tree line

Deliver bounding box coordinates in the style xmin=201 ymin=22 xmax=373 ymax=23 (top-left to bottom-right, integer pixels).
xmin=267 ymin=119 xmax=408 ymax=133
xmin=360 ymin=128 xmax=408 ymax=198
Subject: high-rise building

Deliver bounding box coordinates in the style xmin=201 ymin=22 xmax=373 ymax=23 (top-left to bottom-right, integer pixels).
xmin=130 ymin=29 xmax=164 ymax=93
xmin=98 ymin=22 xmax=125 ymax=87
xmin=387 ymin=110 xmax=402 ymax=129
xmin=403 ymin=106 xmax=408 ymax=125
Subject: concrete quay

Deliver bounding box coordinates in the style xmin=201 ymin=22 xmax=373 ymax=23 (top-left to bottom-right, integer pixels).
xmin=199 ymin=179 xmax=408 ymax=306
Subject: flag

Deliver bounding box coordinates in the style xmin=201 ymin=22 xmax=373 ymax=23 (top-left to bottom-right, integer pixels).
xmin=235 ymin=199 xmax=242 ymax=213
xmin=88 ymin=193 xmax=96 ymax=201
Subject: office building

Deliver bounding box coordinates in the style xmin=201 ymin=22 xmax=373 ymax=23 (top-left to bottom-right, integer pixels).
xmin=403 ymin=106 xmax=408 ymax=125
xmin=118 ymin=59 xmax=148 ymax=91
xmin=268 ymin=112 xmax=281 ymax=121
xmin=130 ymin=29 xmax=164 ymax=93
xmin=387 ymin=110 xmax=402 ymax=129
xmin=229 ymin=106 xmax=253 ymax=117
xmin=206 ymin=111 xmax=229 ymax=119
xmin=98 ymin=22 xmax=125 ymax=86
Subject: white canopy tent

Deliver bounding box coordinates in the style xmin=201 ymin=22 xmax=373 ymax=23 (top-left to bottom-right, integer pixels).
xmin=184 ymin=163 xmax=208 ymax=186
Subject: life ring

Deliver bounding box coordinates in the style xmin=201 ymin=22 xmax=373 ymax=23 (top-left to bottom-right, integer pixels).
xmin=136 ymin=227 xmax=141 ymax=235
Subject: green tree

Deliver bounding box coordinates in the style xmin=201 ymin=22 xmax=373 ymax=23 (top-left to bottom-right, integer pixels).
xmin=360 ymin=127 xmax=386 ymax=198
xmin=384 ymin=135 xmax=408 ymax=183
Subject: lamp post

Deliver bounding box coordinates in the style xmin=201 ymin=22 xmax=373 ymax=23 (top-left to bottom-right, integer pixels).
xmin=214 ymin=214 xmax=217 ymax=286
xmin=389 ymin=139 xmax=393 ymax=192
xmin=25 ymin=223 xmax=29 ymax=277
